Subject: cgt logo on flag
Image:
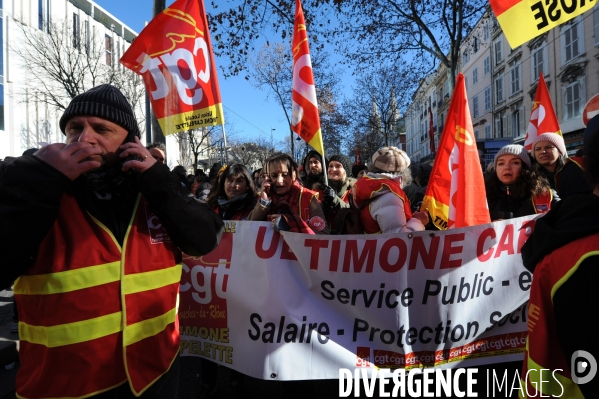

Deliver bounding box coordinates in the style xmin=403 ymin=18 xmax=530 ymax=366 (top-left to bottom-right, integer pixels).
xmin=291 ymin=0 xmax=325 ymax=157
xmin=121 ymin=0 xmax=224 ymax=135
xmin=524 ymin=73 xmax=562 ymax=150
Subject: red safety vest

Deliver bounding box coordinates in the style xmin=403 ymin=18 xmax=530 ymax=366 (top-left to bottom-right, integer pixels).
xmin=354 ymin=176 xmax=412 ymax=234
xmin=272 ymin=183 xmax=318 ymax=222
xmin=14 ymin=193 xmax=182 ymax=399
xmin=521 ymin=234 xmax=599 ymax=398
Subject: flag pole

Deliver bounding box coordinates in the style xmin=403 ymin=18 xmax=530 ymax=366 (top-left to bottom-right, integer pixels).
xmin=221 ymin=125 xmax=229 ymax=164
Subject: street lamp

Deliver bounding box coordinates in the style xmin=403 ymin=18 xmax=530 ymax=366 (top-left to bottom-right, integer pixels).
xmin=270 ymin=127 xmax=276 ymax=148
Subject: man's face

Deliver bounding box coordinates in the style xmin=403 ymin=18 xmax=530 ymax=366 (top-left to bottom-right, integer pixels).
xmin=308 ymin=157 xmax=322 ymax=175
xmin=149 ymin=148 xmax=166 ymax=164
xmin=253 ymin=171 xmax=261 ymax=187
xmin=64 ymin=116 xmax=128 ymax=171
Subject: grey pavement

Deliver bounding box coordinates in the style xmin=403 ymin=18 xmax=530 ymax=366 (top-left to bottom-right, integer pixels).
xmin=0 ymin=288 xmax=18 ymax=399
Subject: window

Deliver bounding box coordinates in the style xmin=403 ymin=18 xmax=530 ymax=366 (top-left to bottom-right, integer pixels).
xmin=495 ymin=76 xmax=504 ymax=103
xmin=38 ymin=0 xmax=50 ymax=32
xmin=531 ymin=46 xmax=545 ymax=81
xmin=474 ymin=129 xmax=480 ymax=139
xmin=473 ymin=37 xmax=479 ymax=54
xmin=84 ymin=20 xmax=90 ymax=54
xmin=105 ymin=34 xmax=113 ymax=67
xmin=485 ymin=87 xmax=492 ymax=110
xmin=485 ymin=124 xmax=492 ymax=139
xmin=495 ymin=112 xmax=507 ymax=137
xmin=473 ymin=68 xmax=478 ymax=85
xmin=564 ymin=80 xmax=583 ymax=120
xmin=473 ymin=96 xmax=479 ymax=118
xmin=563 ymin=20 xmax=581 ymax=63
xmin=484 ymin=56 xmax=490 ymax=75
xmin=594 ymin=7 xmax=599 ymax=45
xmin=494 ymin=39 xmax=503 ymax=64
xmin=511 ymin=64 xmax=521 ymax=94
xmin=511 ymin=108 xmax=525 ymax=137
xmin=118 ymin=41 xmax=122 ymax=70
xmin=483 ymin=23 xmax=490 ymax=40
xmin=463 ymin=50 xmax=470 ymax=66
xmin=73 ymin=13 xmax=80 ymax=50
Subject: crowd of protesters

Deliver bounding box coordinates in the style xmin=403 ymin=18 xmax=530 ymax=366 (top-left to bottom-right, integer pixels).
xmin=1 ymin=83 xmax=598 ymax=399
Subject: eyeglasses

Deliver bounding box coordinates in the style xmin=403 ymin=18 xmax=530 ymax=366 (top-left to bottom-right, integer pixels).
xmin=534 ymin=145 xmax=557 ymax=153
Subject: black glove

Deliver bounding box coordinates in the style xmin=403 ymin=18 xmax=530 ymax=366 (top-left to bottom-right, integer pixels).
xmin=273 ymin=215 xmax=291 ymax=232
xmin=322 ymin=186 xmax=336 ymax=208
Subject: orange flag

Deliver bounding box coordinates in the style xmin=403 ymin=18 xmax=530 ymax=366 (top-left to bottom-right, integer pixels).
xmin=422 ymin=73 xmax=490 ymax=230
xmin=523 ymin=73 xmax=562 ymax=150
xmin=291 ymin=0 xmax=324 ymax=156
xmin=120 ymin=0 xmax=224 ymax=136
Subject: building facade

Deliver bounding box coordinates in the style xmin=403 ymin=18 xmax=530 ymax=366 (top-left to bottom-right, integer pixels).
xmin=0 ymin=0 xmax=141 ymax=159
xmin=405 ymin=6 xmax=599 ymax=167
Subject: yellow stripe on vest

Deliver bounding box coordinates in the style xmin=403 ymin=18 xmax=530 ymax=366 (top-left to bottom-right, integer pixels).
xmin=123 ymin=307 xmax=177 ymax=346
xmin=19 ymin=312 xmax=122 ymax=348
xmin=121 ymin=264 xmax=182 ymax=295
xmin=14 ymin=262 xmax=121 ymax=295
xmin=525 ymin=354 xmax=583 ymax=399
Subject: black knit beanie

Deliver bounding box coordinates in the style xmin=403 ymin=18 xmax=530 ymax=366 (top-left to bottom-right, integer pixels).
xmin=328 ymin=154 xmax=352 ymax=177
xmin=59 ymin=84 xmax=140 ymax=138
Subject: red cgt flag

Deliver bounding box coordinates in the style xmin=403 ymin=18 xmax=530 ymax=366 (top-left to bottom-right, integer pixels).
xmin=523 ymin=73 xmax=562 ymax=151
xmin=355 ymin=147 xmax=362 ymax=165
xmin=421 ymin=73 xmax=490 ymax=230
xmin=291 ymin=0 xmax=325 ymax=157
xmin=120 ymin=0 xmax=224 ymax=136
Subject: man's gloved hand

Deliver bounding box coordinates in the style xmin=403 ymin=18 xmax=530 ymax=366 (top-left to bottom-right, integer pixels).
xmin=322 ymin=186 xmax=336 ymax=208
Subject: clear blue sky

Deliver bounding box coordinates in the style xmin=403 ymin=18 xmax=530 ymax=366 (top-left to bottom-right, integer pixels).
xmin=94 ymin=0 xmax=304 ymax=146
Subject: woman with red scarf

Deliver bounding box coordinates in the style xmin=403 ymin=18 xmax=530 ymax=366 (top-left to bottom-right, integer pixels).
xmin=248 ymin=153 xmax=329 ymax=234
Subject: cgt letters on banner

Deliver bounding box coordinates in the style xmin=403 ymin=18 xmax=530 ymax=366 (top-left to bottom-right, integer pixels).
xmin=179 ymin=218 xmax=536 ymax=380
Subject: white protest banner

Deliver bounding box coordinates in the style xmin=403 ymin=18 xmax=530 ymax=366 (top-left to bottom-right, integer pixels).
xmin=179 ymin=217 xmax=536 ymax=380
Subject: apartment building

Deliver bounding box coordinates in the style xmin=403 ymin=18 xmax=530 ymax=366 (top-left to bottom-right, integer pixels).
xmin=0 ymin=0 xmax=140 ymax=159
xmin=405 ymin=6 xmax=599 ymax=167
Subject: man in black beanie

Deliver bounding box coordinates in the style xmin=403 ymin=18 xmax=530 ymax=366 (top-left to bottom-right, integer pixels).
xmin=0 ymin=84 xmax=224 ymax=399
xmin=301 ymin=149 xmax=328 ymax=193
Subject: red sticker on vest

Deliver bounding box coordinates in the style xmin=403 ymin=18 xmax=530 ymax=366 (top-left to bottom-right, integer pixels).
xmin=309 ymin=216 xmax=326 ymax=231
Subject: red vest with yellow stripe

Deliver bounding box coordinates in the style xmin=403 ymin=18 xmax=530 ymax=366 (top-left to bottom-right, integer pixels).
xmin=14 ymin=193 xmax=182 ymax=399
xmin=354 ymin=176 xmax=412 ymax=234
xmin=521 ymin=234 xmax=599 ymax=399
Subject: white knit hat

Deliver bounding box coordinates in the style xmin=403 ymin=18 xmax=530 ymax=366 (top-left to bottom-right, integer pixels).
xmin=371 ymin=146 xmax=410 ymax=173
xmin=532 ymin=133 xmax=567 ymax=158
xmin=494 ymin=144 xmax=531 ymax=169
